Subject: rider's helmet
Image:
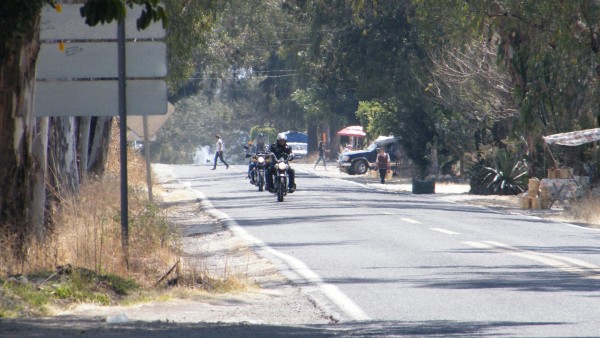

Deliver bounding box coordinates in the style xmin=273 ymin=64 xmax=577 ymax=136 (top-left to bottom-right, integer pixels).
xmin=277 ymin=133 xmax=287 ymax=143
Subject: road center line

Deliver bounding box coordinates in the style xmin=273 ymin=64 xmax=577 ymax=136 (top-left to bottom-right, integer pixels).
xmin=400 ymin=217 xmax=420 ymax=224
xmin=194 ymin=190 xmax=371 ymax=322
xmin=430 ymin=227 xmax=460 ymax=235
xmin=464 ymin=241 xmax=600 ymax=280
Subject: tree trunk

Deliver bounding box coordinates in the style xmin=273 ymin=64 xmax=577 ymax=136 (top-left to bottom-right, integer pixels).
xmin=33 ymin=118 xmax=49 ymax=241
xmin=47 ymin=117 xmax=80 ymax=200
xmin=0 ymin=13 xmax=45 ymax=250
xmin=307 ymin=121 xmax=318 ymax=153
xmin=78 ymin=117 xmax=91 ymax=181
xmin=88 ymin=117 xmax=113 ymax=175
xmin=328 ymin=117 xmax=343 ymax=160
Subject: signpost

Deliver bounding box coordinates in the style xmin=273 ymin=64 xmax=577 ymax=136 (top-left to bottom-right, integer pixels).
xmin=127 ymin=103 xmax=174 ymax=203
xmin=36 ymin=4 xmax=168 ymax=264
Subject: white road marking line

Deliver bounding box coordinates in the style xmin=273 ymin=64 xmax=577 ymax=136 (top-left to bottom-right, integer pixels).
xmin=464 ymin=241 xmax=600 ymax=280
xmin=400 ymin=217 xmax=420 ymax=224
xmin=430 ymin=228 xmax=460 ymax=235
xmin=562 ymin=222 xmax=600 ymax=232
xmin=537 ymin=252 xmax=600 ymax=269
xmin=266 ymin=248 xmax=371 ymax=321
xmin=463 ymin=241 xmax=493 ymax=249
xmin=194 ymin=190 xmax=371 ymax=322
xmin=484 ymin=241 xmax=600 ymax=277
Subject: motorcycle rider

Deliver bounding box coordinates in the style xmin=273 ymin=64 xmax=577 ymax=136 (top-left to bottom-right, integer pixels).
xmin=266 ymin=133 xmax=296 ymax=193
xmin=247 ymin=133 xmax=268 ymax=184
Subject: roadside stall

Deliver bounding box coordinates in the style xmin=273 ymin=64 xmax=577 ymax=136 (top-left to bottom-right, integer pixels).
xmin=526 ymin=128 xmax=600 ymax=209
xmin=337 ymin=125 xmax=366 ymax=152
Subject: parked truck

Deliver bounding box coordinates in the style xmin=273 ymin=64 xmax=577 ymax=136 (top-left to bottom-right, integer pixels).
xmin=337 ymin=136 xmax=402 ymax=175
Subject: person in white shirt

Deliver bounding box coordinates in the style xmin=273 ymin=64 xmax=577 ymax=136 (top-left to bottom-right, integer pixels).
xmin=211 ymin=134 xmax=229 ymax=170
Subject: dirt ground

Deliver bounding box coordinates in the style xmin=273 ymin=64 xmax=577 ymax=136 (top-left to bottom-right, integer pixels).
xmin=1 ymin=162 xmax=597 ymax=337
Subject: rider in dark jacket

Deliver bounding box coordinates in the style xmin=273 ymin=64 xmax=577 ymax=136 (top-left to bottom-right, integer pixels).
xmin=266 ymin=133 xmax=296 ymax=193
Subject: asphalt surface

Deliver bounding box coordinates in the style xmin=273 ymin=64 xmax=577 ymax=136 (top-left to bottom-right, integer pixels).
xmin=159 ymin=163 xmax=600 ymax=337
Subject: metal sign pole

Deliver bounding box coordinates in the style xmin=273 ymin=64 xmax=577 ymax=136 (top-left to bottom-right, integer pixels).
xmin=143 ymin=115 xmax=154 ymax=203
xmin=118 ymin=16 xmax=129 ymax=268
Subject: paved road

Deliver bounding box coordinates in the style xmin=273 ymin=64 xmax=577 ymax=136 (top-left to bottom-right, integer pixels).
xmin=159 ymin=164 xmax=600 ymax=337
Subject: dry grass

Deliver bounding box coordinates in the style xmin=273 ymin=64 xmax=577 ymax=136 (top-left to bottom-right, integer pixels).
xmin=565 ymin=197 xmax=600 ymax=225
xmin=0 ymin=121 xmax=177 ymax=287
xmin=1 ymin=119 xmax=251 ymax=305
xmin=177 ymin=256 xmax=251 ymax=293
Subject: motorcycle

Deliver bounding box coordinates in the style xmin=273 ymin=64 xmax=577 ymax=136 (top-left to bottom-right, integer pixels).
xmin=250 ymin=152 xmax=268 ymax=192
xmin=272 ymin=153 xmax=293 ymax=202
xmin=244 ymin=144 xmax=269 ymax=192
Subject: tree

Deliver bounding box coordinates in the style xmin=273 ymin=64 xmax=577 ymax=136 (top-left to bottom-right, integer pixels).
xmin=155 ymin=0 xmax=317 ymax=160
xmin=295 ymin=0 xmax=439 ymax=174
xmin=413 ymin=0 xmax=600 ymax=178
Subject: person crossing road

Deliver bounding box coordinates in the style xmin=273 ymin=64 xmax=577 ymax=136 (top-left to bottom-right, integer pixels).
xmin=211 ymin=134 xmax=229 ymax=170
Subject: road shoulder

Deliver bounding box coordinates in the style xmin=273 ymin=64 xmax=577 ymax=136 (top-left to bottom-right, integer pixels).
xmin=32 ymin=164 xmax=333 ymax=326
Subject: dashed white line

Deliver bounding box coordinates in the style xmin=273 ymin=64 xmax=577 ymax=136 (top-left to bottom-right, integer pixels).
xmin=430 ymin=227 xmax=460 ymax=235
xmin=400 ymin=217 xmax=420 ymax=224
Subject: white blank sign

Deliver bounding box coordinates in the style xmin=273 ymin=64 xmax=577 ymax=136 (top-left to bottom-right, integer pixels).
xmin=36 ymin=42 xmax=167 ymax=79
xmin=34 ymin=80 xmax=167 ymax=117
xmin=40 ymin=4 xmax=166 ymax=41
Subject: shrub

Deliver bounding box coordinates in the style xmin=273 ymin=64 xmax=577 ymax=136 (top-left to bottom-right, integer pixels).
xmin=469 ymin=145 xmax=529 ymax=195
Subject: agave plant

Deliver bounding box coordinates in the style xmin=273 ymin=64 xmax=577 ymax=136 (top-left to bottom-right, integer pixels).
xmin=482 ymin=148 xmax=528 ymax=195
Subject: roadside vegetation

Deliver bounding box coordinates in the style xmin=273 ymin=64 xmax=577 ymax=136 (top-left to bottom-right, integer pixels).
xmin=564 ymin=198 xmax=600 ymax=226
xmin=0 ymin=123 xmax=249 ymax=318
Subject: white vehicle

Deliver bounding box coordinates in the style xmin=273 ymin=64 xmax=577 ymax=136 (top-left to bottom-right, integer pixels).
xmin=287 ymin=142 xmax=307 ymax=159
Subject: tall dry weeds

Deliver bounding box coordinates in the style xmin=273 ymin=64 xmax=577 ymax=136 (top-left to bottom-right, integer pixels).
xmin=567 ymin=197 xmax=600 ymax=225
xmin=2 ymin=119 xmax=250 ymax=292
xmin=0 ymin=119 xmax=178 ymax=286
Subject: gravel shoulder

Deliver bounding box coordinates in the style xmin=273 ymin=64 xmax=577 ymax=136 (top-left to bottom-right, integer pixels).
xmin=50 ymin=165 xmax=333 ymax=326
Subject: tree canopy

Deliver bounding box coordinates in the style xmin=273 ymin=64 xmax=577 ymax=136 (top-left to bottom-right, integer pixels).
xmin=157 ymin=0 xmax=600 ymax=180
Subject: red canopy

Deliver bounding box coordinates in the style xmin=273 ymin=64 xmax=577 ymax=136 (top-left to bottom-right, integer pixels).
xmin=337 ymin=125 xmax=366 ymax=137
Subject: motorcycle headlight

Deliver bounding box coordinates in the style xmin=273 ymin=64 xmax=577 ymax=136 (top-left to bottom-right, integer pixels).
xmin=277 ymin=162 xmax=288 ymax=170
xmin=258 ymin=156 xmax=265 ymax=163
xmin=342 ymin=155 xmax=350 ymax=162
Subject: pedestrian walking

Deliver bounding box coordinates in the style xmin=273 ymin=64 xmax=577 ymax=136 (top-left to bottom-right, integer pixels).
xmin=376 ymin=147 xmax=391 ymax=184
xmin=211 ymin=134 xmax=229 ymax=170
xmin=314 ymin=141 xmax=327 ymax=170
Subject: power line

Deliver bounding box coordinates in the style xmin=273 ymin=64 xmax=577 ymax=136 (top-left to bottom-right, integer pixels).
xmin=187 ymin=73 xmax=303 ymax=80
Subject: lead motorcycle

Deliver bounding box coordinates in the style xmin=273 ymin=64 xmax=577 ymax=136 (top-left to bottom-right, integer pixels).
xmin=272 ymin=153 xmax=293 ymax=202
